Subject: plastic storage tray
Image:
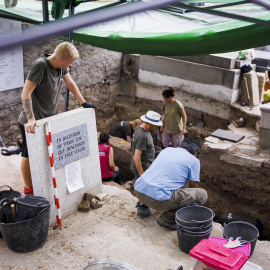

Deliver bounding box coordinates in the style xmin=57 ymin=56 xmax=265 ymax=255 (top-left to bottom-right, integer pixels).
xmin=190 ymin=239 xmax=247 ymax=270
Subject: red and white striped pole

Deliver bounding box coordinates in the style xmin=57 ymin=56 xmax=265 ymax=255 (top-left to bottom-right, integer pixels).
xmin=45 ymin=122 xmax=63 ymax=229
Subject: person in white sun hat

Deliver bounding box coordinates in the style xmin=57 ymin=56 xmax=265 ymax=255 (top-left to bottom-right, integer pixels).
xmin=130 ymin=111 xmax=162 ymax=218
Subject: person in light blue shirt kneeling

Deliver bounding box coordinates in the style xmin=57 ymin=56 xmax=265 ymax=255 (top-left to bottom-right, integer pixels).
xmin=134 ymin=138 xmax=208 ymax=230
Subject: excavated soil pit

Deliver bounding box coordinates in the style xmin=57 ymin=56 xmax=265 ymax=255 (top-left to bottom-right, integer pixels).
xmin=98 ymin=102 xmax=270 ymax=240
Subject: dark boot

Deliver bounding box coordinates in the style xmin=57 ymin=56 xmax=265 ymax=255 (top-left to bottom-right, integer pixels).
xmin=157 ymin=209 xmax=177 ymax=230
xmin=136 ymin=202 xmax=151 ymax=218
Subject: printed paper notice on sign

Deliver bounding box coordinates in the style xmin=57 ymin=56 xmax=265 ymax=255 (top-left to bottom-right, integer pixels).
xmin=0 ymin=18 xmax=24 ymax=91
xmin=65 ymin=161 xmax=84 ymax=193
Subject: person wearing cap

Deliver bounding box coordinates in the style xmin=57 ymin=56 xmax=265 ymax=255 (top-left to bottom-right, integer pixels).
xmin=109 ymin=119 xmax=142 ymax=142
xmin=160 ymin=87 xmax=187 ymax=148
xmin=134 ymin=138 xmax=208 ymax=229
xmin=131 ymin=111 xmax=162 ymax=218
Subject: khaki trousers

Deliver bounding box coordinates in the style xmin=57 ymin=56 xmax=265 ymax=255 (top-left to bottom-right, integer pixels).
xmin=136 ymin=188 xmax=208 ymax=222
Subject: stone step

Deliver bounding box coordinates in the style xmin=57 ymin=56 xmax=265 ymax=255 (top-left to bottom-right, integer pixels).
xmin=170 ymin=52 xmax=238 ymax=69
xmin=139 ymin=55 xmax=241 ymax=90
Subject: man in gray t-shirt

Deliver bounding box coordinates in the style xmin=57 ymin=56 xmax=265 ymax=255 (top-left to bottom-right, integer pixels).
xmin=130 ymin=111 xmax=162 ymax=218
xmin=131 ymin=125 xmax=154 ymax=178
xmin=18 ymin=42 xmax=97 ymax=196
xmin=18 ymin=54 xmax=69 ymax=125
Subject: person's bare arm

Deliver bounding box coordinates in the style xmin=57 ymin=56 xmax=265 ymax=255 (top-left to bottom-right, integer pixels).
xmin=108 ymin=147 xmax=118 ymax=171
xmin=21 ymin=79 xmax=39 ymax=133
xmin=63 ymin=73 xmax=85 ymax=104
xmin=160 ymin=115 xmax=166 ymax=133
xmin=189 ymin=181 xmax=199 ymax=188
xmin=265 ymin=70 xmax=269 ymax=82
xmin=133 ymin=149 xmax=143 ymax=176
xmin=126 ymin=136 xmax=131 ymax=142
xmin=180 ymin=108 xmax=187 ymax=135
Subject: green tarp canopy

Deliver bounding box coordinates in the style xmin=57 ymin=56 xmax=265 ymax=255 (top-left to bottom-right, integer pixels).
xmin=1 ymin=0 xmax=270 ymax=55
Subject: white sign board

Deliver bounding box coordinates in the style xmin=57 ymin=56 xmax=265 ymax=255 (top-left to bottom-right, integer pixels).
xmin=0 ymin=18 xmax=24 ymax=91
xmin=51 ymin=123 xmax=90 ymax=169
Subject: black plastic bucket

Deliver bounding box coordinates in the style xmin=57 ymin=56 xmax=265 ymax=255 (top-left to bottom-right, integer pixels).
xmin=179 ymin=222 xmax=213 ymax=232
xmin=0 ymin=185 xmax=21 ymax=202
xmin=15 ymin=195 xmax=51 ymax=222
xmin=223 ymin=221 xmax=259 ymax=257
xmin=219 ymin=213 xmax=264 ymax=235
xmin=0 ymin=200 xmax=50 ymax=252
xmin=0 ymin=185 xmax=22 ymax=238
xmin=177 ymin=224 xmax=213 ymax=235
xmin=175 ymin=205 xmax=214 ymax=228
xmin=177 ymin=227 xmax=212 ymax=254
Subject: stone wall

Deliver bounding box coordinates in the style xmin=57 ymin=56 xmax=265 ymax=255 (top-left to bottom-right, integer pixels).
xmin=135 ymin=55 xmax=240 ymax=127
xmin=0 ymin=97 xmax=23 ymax=146
xmin=0 ymin=38 xmax=122 ymax=146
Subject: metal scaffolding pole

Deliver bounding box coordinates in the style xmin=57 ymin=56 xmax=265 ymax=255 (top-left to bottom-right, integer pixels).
xmin=64 ymin=0 xmax=75 ymax=112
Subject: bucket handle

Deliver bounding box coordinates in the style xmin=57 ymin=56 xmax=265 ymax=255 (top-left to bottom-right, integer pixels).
xmin=0 ymin=185 xmax=14 ymax=191
xmin=35 ymin=207 xmax=50 ymax=218
xmin=0 ymin=198 xmax=12 ymax=206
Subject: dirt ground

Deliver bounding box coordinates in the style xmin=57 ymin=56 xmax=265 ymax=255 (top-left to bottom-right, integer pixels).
xmin=0 ymin=152 xmax=269 ymax=270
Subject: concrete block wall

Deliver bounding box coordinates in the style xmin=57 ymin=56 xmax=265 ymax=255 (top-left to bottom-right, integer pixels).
xmin=253 ymin=50 xmax=270 ymax=72
xmin=139 ymin=55 xmax=241 ymax=95
xmin=171 ymin=53 xmax=237 ymax=69
xmin=259 ymin=103 xmax=270 ymax=148
xmin=136 ymin=54 xmax=242 ymax=124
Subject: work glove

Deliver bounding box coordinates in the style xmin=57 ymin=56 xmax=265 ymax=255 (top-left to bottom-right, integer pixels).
xmin=82 ymin=102 xmax=97 ymax=110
